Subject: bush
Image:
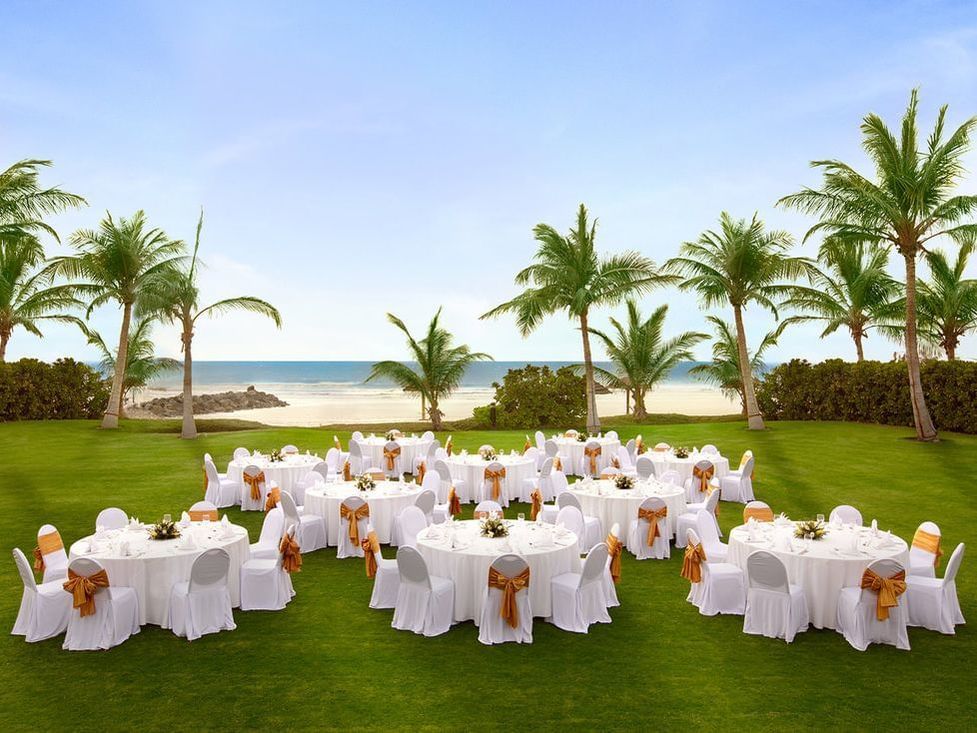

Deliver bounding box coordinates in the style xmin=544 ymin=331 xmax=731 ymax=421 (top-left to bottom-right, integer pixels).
xmin=472 ymin=364 xmax=586 ymax=429
xmin=757 ymin=358 xmax=977 ymax=434
xmin=0 ymin=358 xmax=109 ymax=421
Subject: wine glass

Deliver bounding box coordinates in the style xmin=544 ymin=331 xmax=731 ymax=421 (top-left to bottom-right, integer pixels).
xmin=162 ymin=513 xmax=172 ymax=524
xmin=517 ymin=512 xmax=526 ymax=523
xmin=816 ymin=513 xmax=825 ymax=524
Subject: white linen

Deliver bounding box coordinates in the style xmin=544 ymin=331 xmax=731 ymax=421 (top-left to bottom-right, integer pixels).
xmin=568 ymin=478 xmax=686 ymax=540
xmin=303 ymin=481 xmax=422 ymax=545
xmin=68 ymin=523 xmax=250 ymax=626
xmin=646 ymin=449 xmax=730 ymax=482
xmin=357 ymin=435 xmax=424 ymax=473
xmin=727 ymin=522 xmax=909 ymax=629
xmin=551 ymin=436 xmax=621 ymax=475
xmin=445 ymin=453 xmax=536 ymax=503
xmin=227 ymin=453 xmax=321 ymax=495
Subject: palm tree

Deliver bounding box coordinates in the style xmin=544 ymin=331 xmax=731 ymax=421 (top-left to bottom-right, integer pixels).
xmin=915 ymin=242 xmax=977 ymax=360
xmin=141 ymin=211 xmax=282 ymax=439
xmin=690 ymin=316 xmax=789 ymax=416
xmin=666 ymin=212 xmax=812 ymax=430
xmin=782 ymin=238 xmax=903 ymax=361
xmin=367 ymin=308 xmax=491 ymax=430
xmin=0 ymin=159 xmax=85 ymax=242
xmin=49 ymin=211 xmax=185 ymax=428
xmin=586 ymin=299 xmax=707 ymax=419
xmin=482 ymin=204 xmax=672 ymax=432
xmin=779 ymin=90 xmax=977 ymax=441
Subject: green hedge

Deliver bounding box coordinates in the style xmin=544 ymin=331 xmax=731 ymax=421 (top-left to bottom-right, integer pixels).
xmin=471 ymin=364 xmax=587 ymax=429
xmin=757 ymin=358 xmax=977 ymax=434
xmin=0 ymin=358 xmax=109 ymax=421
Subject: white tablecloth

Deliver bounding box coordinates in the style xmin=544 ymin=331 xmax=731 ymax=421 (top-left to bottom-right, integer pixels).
xmin=727 ymin=521 xmax=909 ymax=629
xmin=68 ymin=522 xmax=250 ymax=626
xmin=416 ymin=520 xmax=581 ymax=623
xmin=227 ymin=453 xmax=321 ymax=494
xmin=647 ymin=450 xmax=730 ymax=482
xmin=357 ymin=436 xmax=424 ymax=472
xmin=303 ymin=481 xmax=422 ymax=545
xmin=551 ymin=436 xmax=621 ymax=475
xmin=568 ymin=479 xmax=687 ymax=539
xmin=445 ymin=453 xmax=536 ymax=502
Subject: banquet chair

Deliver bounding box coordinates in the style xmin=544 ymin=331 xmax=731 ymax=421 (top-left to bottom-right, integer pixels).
xmin=188 ymin=500 xmax=219 ymax=522
xmin=348 ymin=441 xmax=369 ymax=475
xmin=701 ymin=444 xmax=719 ymax=455
xmin=908 ymin=521 xmax=943 ymax=577
xmin=829 ymin=505 xmax=863 ymax=526
xmin=675 ymin=490 xmax=721 ymax=548
xmin=549 ymin=543 xmax=612 ymax=633
xmin=414 ymin=439 xmax=439 ymax=476
xmin=474 ymin=500 xmax=503 ymax=519
xmin=554 ymin=506 xmax=585 ymax=548
xmin=325 ymin=449 xmax=342 ymax=476
xmin=351 ymin=430 xmax=364 ymax=442
xmin=395 ymin=506 xmax=429 ymax=549
xmin=743 ymin=501 xmax=774 ymax=523
xmin=625 ymin=439 xmax=637 ymax=463
xmin=605 ymin=430 xmax=618 ymax=441
xmin=62 ymin=557 xmax=140 ymax=651
xmin=538 ymin=469 xmax=567 ymax=523
xmin=204 ymin=452 xmax=227 ymax=481
xmin=729 ymin=450 xmax=754 ymax=479
xmin=579 ymin=440 xmax=603 ymax=478
xmin=167 ymin=548 xmax=236 ymax=641
xmin=478 ymin=554 xmax=533 ymax=645
xmin=523 ymin=457 xmax=555 ymax=502
xmin=434 ymin=458 xmax=468 ymax=503
xmin=602 ymin=523 xmax=622 ymax=608
xmin=743 ymin=550 xmax=809 ymax=643
xmin=635 ymin=455 xmax=654 ymax=481
xmin=654 ymin=442 xmax=671 ymax=452
xmin=382 ymin=439 xmax=403 ymax=478
xmin=535 ymin=430 xmax=546 ymax=452
xmin=11 ymin=548 xmax=71 ymax=642
xmin=292 ymin=468 xmax=323 ymax=506
xmin=281 ymin=444 xmax=299 ymax=455
xmin=682 ymin=529 xmax=745 ymax=617
xmin=424 ymin=474 xmax=451 ymax=523
xmin=626 ymin=496 xmax=670 ymax=560
xmin=414 ymin=489 xmax=437 ymax=524
xmin=684 ymin=459 xmax=717 ymax=503
xmin=836 ymin=558 xmax=910 ymax=651
xmin=695 ymin=509 xmax=729 ymax=562
xmin=615 ymin=446 xmax=636 ymax=476
xmin=557 ymin=493 xmax=602 ymax=551
xmin=906 ymin=542 xmax=965 ymax=634
xmin=365 ymin=525 xmax=400 ymax=609
xmin=311 ymin=461 xmax=332 ymax=484
xmin=240 ymin=526 xmax=296 ymax=611
xmin=95 ymin=507 xmax=128 ymax=531
xmin=34 ymin=524 xmax=68 ymax=583
xmin=720 ymin=456 xmax=755 ymax=503
xmin=250 ymin=507 xmax=285 ymax=560
xmin=337 ymin=495 xmax=370 ymax=558
xmin=479 ymin=460 xmax=509 ymax=508
xmin=232 ymin=447 xmax=251 ymax=462
xmin=543 ymin=439 xmax=559 ymax=463
xmin=280 ymin=491 xmax=326 ymax=553
xmin=331 ymin=436 xmax=349 ymax=467
xmin=205 ymin=457 xmax=242 ymax=508
xmin=659 ymin=469 xmax=682 ymax=488
xmin=240 ymin=464 xmax=273 ymax=512
xmin=600 ymin=467 xmax=622 ymax=479
xmin=523 ymin=446 xmax=541 ymax=472
xmin=391 ymin=546 xmax=455 ymax=637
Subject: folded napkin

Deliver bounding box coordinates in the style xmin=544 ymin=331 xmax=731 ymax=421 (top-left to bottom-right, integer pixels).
xmin=870 ymin=518 xmax=878 ymax=536
xmin=182 ymin=534 xmax=197 ymax=550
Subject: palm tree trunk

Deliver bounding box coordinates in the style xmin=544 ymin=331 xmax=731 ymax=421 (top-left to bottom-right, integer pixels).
xmin=634 ymin=389 xmax=647 ymax=420
xmin=101 ymin=302 xmax=132 ymax=429
xmin=854 ymin=331 xmax=865 ymax=362
xmin=625 ymin=388 xmax=630 ymax=415
xmin=579 ymin=310 xmax=600 ymax=433
xmin=421 ymin=394 xmax=426 ymax=420
xmin=733 ymin=304 xmax=765 ymax=430
xmin=902 ymin=252 xmax=938 ymax=441
xmin=181 ymin=318 xmax=197 ymax=440
xmin=428 ymin=399 xmax=442 ymax=430
xmin=0 ymin=327 xmax=9 ymax=361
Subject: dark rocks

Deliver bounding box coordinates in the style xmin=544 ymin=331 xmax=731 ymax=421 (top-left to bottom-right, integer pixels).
xmin=137 ymin=386 xmax=288 ymax=417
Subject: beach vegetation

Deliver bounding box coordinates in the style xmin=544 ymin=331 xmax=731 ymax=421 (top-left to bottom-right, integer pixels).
xmin=473 ymin=364 xmax=586 ymax=429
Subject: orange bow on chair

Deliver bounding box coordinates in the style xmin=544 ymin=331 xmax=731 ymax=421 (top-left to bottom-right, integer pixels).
xmin=680 ymin=543 xmax=707 ymax=583
xmin=243 ymin=471 xmax=266 ymax=501
xmin=485 ymin=466 xmax=507 ymax=501
xmin=635 ymin=436 xmax=646 ymax=454
xmin=584 ymin=445 xmax=602 ymax=475
xmin=523 ymin=436 xmax=532 ymax=453
xmin=416 ymin=461 xmax=426 ymax=484
xmin=912 ymin=529 xmax=943 ymax=568
xmin=279 ymin=533 xmax=302 ymax=573
xmin=861 ymin=568 xmax=907 ymax=621
xmin=638 ymin=506 xmax=668 ymax=546
xmin=33 ymin=530 xmax=63 ymax=574
xmin=552 ymin=456 xmax=562 ymax=472
xmin=383 ymin=445 xmax=401 ymax=471
xmin=264 ymin=487 xmax=281 ymax=512
xmin=530 ymin=489 xmax=543 ymax=521
xmin=341 ymin=503 xmax=371 ymax=546
xmin=445 ymin=438 xmax=453 ymax=456
xmin=743 ymin=506 xmax=774 ymax=523
xmin=448 ymin=487 xmax=462 ymax=517
xmin=692 ymin=464 xmax=715 ymax=495
xmin=63 ymin=568 xmax=110 ymax=617
xmin=190 ymin=508 xmax=219 ymax=521
xmin=202 ymin=466 xmax=209 ymax=495
xmin=606 ymin=534 xmax=623 ymax=584
xmin=611 ymin=457 xmax=620 ymax=469
xmin=361 ymin=530 xmax=380 ymax=578
xmin=487 ymin=566 xmax=530 ymax=629
xmin=342 ymin=460 xmax=352 ymax=481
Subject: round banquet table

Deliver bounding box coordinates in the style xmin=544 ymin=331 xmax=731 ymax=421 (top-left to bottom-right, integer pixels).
xmin=646 ymin=450 xmax=730 ymax=482
xmin=303 ymin=481 xmax=422 ymax=545
xmin=568 ymin=478 xmax=687 ymax=539
xmin=551 ymin=436 xmax=621 ymax=475
xmin=356 ymin=436 xmax=424 ymax=473
xmin=416 ymin=520 xmax=582 ymax=623
xmin=445 ymin=453 xmax=537 ymax=502
xmin=68 ymin=521 xmax=250 ymax=626
xmin=727 ymin=521 xmax=909 ymax=629
xmin=227 ymin=453 xmax=321 ymax=494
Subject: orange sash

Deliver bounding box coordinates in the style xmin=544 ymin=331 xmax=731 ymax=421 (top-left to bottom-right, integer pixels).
xmin=243 ymin=471 xmax=265 ymax=501
xmin=341 ymin=503 xmax=370 ymax=545
xmin=63 ymin=568 xmax=109 ymax=617
xmin=445 ymin=439 xmax=453 ymax=456
xmin=448 ymin=487 xmax=461 ymax=516
xmin=474 ymin=510 xmax=501 ymax=519
xmin=739 ymin=452 xmax=755 ymax=479
xmin=635 ymin=436 xmax=646 ymax=454
xmin=584 ymin=445 xmax=602 ymax=474
xmin=606 ymin=534 xmax=623 ymax=583
xmin=523 ymin=437 xmax=532 ymax=453
xmin=416 ymin=461 xmax=426 ymax=485
xmin=342 ymin=460 xmax=352 ymax=481
xmin=383 ymin=446 xmax=401 ymax=471
xmin=638 ymin=506 xmax=668 ymax=546
xmin=361 ymin=530 xmax=380 ymax=578
xmin=912 ymin=529 xmax=943 ymax=568
xmin=189 ymin=509 xmax=219 ymax=521
xmin=553 ymin=456 xmax=562 ymax=472
xmin=692 ymin=464 xmax=715 ymax=494
xmin=611 ymin=457 xmax=620 ymax=469
xmin=34 ymin=530 xmax=64 ymax=573
xmin=860 ymin=568 xmax=907 ymax=620
xmin=264 ymin=487 xmax=281 ymax=512
xmin=280 ymin=533 xmax=302 ymax=573
xmin=485 ymin=466 xmax=506 ymax=501
xmin=743 ymin=506 xmax=774 ymax=523
xmin=530 ymin=489 xmax=543 ymax=521
xmin=487 ymin=566 xmax=530 ymax=629
xmin=680 ymin=543 xmax=706 ymax=583
xmin=202 ymin=466 xmax=209 ymax=495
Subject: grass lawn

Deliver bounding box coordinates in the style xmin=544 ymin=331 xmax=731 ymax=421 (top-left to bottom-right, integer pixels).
xmin=1 ymin=419 xmax=974 ymax=731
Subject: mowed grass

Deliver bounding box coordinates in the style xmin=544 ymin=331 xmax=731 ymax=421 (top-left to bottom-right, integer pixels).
xmin=1 ymin=419 xmax=975 ymax=731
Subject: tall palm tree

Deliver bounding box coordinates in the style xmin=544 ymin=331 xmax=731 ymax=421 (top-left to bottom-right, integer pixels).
xmin=916 ymin=242 xmax=977 ymax=360
xmin=482 ymin=204 xmax=672 ymax=432
xmin=587 ymin=300 xmax=707 ymax=419
xmin=141 ymin=211 xmax=282 ymax=439
xmin=367 ymin=308 xmax=491 ymax=430
xmin=779 ymin=90 xmax=977 ymax=441
xmin=49 ymin=211 xmax=185 ymax=428
xmin=0 ymin=159 xmax=85 ymax=242
xmin=782 ymin=238 xmax=903 ymax=361
xmin=690 ymin=316 xmax=788 ymax=416
xmin=666 ymin=212 xmax=812 ymax=430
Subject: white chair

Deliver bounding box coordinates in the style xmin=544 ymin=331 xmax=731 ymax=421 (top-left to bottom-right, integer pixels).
xmin=167 ymin=548 xmax=236 ymax=641
xmin=337 ymin=495 xmax=370 ymax=558
xmin=684 ymin=459 xmax=717 ymax=503
xmin=743 ymin=550 xmax=809 ymax=643
xmin=524 ymin=457 xmax=555 ymax=502
xmin=534 ymin=430 xmax=546 ymax=452
xmin=720 ymin=456 xmax=755 ymax=503
xmin=538 ymin=470 xmax=567 ymax=524
xmin=908 ymin=521 xmax=943 ymax=577
xmin=232 ymin=447 xmax=251 ymax=463
xmin=280 ymin=490 xmax=326 ymax=553
xmin=743 ymin=500 xmax=774 ymax=523
xmin=281 ymin=444 xmax=299 ymax=455
xmin=291 ymin=470 xmax=322 ymax=506
xmin=625 ymin=438 xmax=637 ymax=462
xmin=523 ymin=446 xmax=541 ymax=472
xmin=635 ymin=455 xmax=654 ymax=480
xmin=434 ymin=458 xmax=467 ymax=503
xmin=478 ymin=554 xmax=533 ymax=645
xmin=391 ymin=546 xmax=454 ymax=637
xmin=626 ymin=497 xmax=670 ymax=560
xmin=95 ymin=507 xmax=127 ymax=531
xmin=701 ymin=444 xmax=719 ymax=455
xmin=549 ymin=543 xmax=611 ymax=632
xmin=11 ymin=548 xmax=71 ymax=642
xmin=62 ymin=557 xmax=140 ymax=651
xmin=250 ymin=507 xmax=285 ymax=559
xmin=830 ymin=505 xmax=863 ymax=526
xmin=554 ymin=506 xmax=585 ymax=547
xmin=580 ymin=440 xmax=603 ymax=477
xmin=836 ymin=558 xmax=910 ymax=651
xmin=413 ymin=439 xmax=439 ymax=475
xmin=34 ymin=524 xmax=68 ymax=584
xmin=347 ymin=441 xmax=369 ymax=474
xmin=364 ymin=526 xmax=399 ymax=609
xmin=424 ymin=474 xmax=451 ymax=523
xmin=205 ymin=458 xmax=242 ymax=508
xmin=479 ymin=460 xmax=509 ymax=508
xmin=659 ymin=469 xmax=682 ymax=487
xmin=474 ymin=500 xmax=503 ymax=518
xmin=683 ymin=528 xmax=745 ymax=616
xmin=240 ymin=464 xmax=272 ymax=512
xmin=605 ymin=430 xmax=618 ymax=441
xmin=906 ymin=542 xmax=965 ymax=635
xmin=395 ymin=505 xmax=429 ymax=549
xmin=382 ymin=439 xmax=403 ymax=478
xmin=615 ymin=446 xmax=636 ymax=476
xmin=240 ymin=527 xmax=296 ymax=611
xmin=603 ymin=523 xmax=622 ymax=608
xmin=188 ymin=500 xmax=219 ymax=522
xmin=675 ymin=490 xmax=720 ymax=548
xmin=695 ymin=509 xmax=728 ymax=562
xmin=414 ymin=489 xmax=436 ymax=524
xmin=557 ymin=493 xmax=602 ymax=551
xmin=351 ymin=430 xmax=364 ymax=441
xmin=543 ymin=439 xmax=559 ymax=467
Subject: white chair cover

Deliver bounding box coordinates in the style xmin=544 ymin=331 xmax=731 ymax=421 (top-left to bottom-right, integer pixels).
xmin=367 ymin=525 xmax=400 ymax=609
xmin=35 ymin=523 xmax=68 ymax=584
xmin=908 ymin=521 xmax=941 ymax=577
xmin=635 ymin=455 xmax=654 ymax=480
xmin=240 ymin=527 xmax=295 ymax=611
xmin=743 ymin=550 xmax=809 ymax=643
xmin=280 ymin=490 xmax=326 ymax=553
xmin=720 ymin=456 xmax=755 ymax=503
xmin=557 ymin=493 xmax=602 ymax=551
xmin=337 ymin=495 xmax=370 ymax=558
xmin=906 ymin=542 xmax=965 ymax=634
xmin=829 ymin=504 xmax=863 ymax=526
xmin=626 ymin=496 xmax=670 ymax=560
xmin=684 ymin=529 xmax=745 ymax=617
xmin=434 ymin=458 xmax=468 ymax=502
xmin=11 ymin=548 xmax=71 ymax=642
xmin=676 ymin=491 xmax=721 ymax=548
xmin=479 ymin=460 xmax=509 ymax=507
xmin=240 ymin=464 xmax=271 ymax=512
xmin=549 ymin=543 xmax=611 ymax=632
xmin=205 ymin=458 xmax=242 ymax=508
xmin=396 ymin=505 xmax=429 ymax=550
xmin=62 ymin=557 xmax=140 ymax=651
xmin=391 ymin=546 xmax=454 ymax=637
xmin=478 ymin=554 xmax=533 ymax=645
xmin=250 ymin=508 xmax=285 ymax=559
xmin=836 ymin=558 xmax=910 ymax=651
xmin=95 ymin=507 xmax=127 ymax=531
xmin=167 ymin=548 xmax=236 ymax=641
xmin=602 ymin=522 xmax=621 ymax=608
xmin=474 ymin=500 xmax=503 ymax=518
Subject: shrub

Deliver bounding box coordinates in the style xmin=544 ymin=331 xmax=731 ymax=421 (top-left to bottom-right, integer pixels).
xmin=472 ymin=364 xmax=586 ymax=429
xmin=0 ymin=358 xmax=109 ymax=421
xmin=757 ymin=358 xmax=977 ymax=434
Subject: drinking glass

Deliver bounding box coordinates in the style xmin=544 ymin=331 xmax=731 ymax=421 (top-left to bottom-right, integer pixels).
xmin=517 ymin=513 xmax=526 ymax=523
xmin=163 ymin=513 xmax=172 ymax=524
xmin=816 ymin=513 xmax=825 ymax=524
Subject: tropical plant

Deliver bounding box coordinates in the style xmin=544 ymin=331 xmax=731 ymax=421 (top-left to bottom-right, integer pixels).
xmin=476 ymin=364 xmax=586 ymax=429
xmin=139 ymin=211 xmax=282 ymax=439
xmin=779 ymin=90 xmax=977 ymax=441
xmin=690 ymin=315 xmax=789 ymax=416
xmin=481 ymin=204 xmax=672 ymax=432
xmin=782 ymin=238 xmax=903 ymax=361
xmin=666 ymin=212 xmax=812 ymax=430
xmin=586 ymin=299 xmax=707 ymax=419
xmin=366 ymin=308 xmax=491 ymax=430
xmin=0 ymin=159 xmax=85 ymax=242
xmin=49 ymin=211 xmax=185 ymax=428
xmin=915 ymin=242 xmax=977 ymax=360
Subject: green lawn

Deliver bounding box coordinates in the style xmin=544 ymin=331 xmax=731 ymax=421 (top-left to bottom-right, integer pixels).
xmin=1 ymin=419 xmax=974 ymax=731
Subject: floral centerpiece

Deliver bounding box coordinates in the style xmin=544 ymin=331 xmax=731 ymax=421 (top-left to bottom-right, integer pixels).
xmin=576 ymin=431 xmax=588 ymax=442
xmin=613 ymin=474 xmax=635 ymax=490
xmin=794 ymin=519 xmax=827 ymax=540
xmin=479 ymin=446 xmax=498 ymax=461
xmin=355 ymin=473 xmax=376 ymax=492
xmin=147 ymin=518 xmax=181 ymax=541
xmin=385 ymin=430 xmax=400 ymax=441
xmin=479 ymin=516 xmax=509 ymax=538
xmin=673 ymin=446 xmax=690 ymax=458
xmin=269 ymin=449 xmax=285 ymax=463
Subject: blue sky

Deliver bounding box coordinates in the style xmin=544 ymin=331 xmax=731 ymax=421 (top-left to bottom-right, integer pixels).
xmin=3 ymin=0 xmax=977 ymax=362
